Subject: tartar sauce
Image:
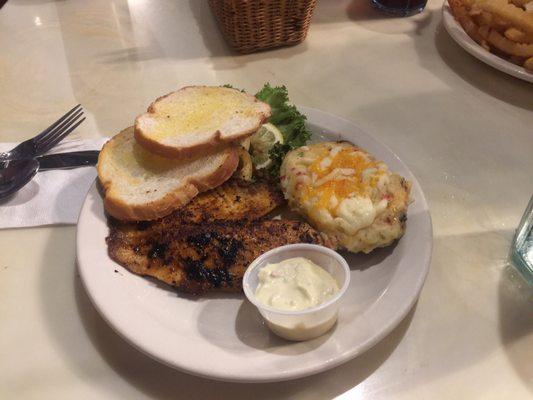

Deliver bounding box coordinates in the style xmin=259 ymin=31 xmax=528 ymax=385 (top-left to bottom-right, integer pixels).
xmin=255 ymin=257 xmax=339 ymax=311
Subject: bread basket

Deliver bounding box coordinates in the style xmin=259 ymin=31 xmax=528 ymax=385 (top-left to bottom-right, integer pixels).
xmin=208 ymin=0 xmax=318 ymax=54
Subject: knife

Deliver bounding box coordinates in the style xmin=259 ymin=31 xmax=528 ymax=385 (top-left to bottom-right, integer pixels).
xmin=36 ymin=150 xmax=100 ymax=171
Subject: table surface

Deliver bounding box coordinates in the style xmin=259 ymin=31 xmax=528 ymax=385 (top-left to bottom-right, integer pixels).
xmin=1 ymin=0 xmax=532 ymax=399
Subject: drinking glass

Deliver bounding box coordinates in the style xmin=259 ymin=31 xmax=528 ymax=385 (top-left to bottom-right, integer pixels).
xmin=370 ymin=0 xmax=428 ymax=16
xmin=510 ymin=195 xmax=533 ymax=285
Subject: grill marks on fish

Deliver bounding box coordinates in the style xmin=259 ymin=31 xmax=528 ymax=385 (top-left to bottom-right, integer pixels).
xmin=107 ymin=179 xmax=285 ymax=234
xmin=107 ymin=219 xmax=331 ymax=294
xmin=106 ymin=179 xmax=333 ymax=294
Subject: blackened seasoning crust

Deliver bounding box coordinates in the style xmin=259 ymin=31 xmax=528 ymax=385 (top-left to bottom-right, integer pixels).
xmin=106 ymin=180 xmax=333 ymax=295
xmin=187 ymin=232 xmax=214 ymax=249
xmin=148 ymin=242 xmax=168 ymax=259
xmin=216 ymin=236 xmax=242 ymax=266
xmin=184 ymin=257 xmax=233 ymax=288
xmin=107 ymin=219 xmax=332 ymax=294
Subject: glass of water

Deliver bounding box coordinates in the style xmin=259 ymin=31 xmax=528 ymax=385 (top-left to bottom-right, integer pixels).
xmin=510 ymin=195 xmax=533 ymax=285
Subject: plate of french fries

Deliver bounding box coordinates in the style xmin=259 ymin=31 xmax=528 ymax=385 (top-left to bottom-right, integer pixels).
xmin=443 ymin=0 xmax=533 ymax=82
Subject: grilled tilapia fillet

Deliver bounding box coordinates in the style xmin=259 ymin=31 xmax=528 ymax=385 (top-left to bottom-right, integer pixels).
xmin=107 ymin=219 xmax=332 ymax=294
xmin=106 ymin=179 xmax=332 ymax=294
xmin=107 ymin=179 xmax=285 ymax=239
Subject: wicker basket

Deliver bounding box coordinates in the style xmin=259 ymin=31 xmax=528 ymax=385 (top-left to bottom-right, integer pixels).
xmin=208 ymin=0 xmax=318 ymax=54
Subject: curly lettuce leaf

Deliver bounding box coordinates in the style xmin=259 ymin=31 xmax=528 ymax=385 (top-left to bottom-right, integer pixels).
xmin=255 ymin=84 xmax=311 ymax=177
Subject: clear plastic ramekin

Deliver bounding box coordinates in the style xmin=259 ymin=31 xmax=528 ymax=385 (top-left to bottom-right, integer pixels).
xmin=243 ymin=244 xmax=350 ymax=341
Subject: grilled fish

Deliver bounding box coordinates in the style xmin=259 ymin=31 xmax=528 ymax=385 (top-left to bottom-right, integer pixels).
xmin=107 ymin=179 xmax=285 ymax=240
xmin=107 ymin=179 xmax=332 ymax=294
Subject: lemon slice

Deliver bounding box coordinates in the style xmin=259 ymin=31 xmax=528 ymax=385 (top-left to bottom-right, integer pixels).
xmin=250 ymin=123 xmax=284 ymax=169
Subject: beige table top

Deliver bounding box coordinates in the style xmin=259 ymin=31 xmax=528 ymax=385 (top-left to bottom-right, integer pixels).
xmin=1 ymin=0 xmax=532 ymax=398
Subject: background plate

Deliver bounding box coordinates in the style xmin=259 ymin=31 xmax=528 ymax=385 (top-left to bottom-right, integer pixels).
xmin=442 ymin=1 xmax=533 ymax=83
xmin=77 ymin=107 xmax=433 ymax=383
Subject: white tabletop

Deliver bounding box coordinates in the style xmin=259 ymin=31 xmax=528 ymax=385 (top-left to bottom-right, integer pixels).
xmin=1 ymin=0 xmax=532 ymax=399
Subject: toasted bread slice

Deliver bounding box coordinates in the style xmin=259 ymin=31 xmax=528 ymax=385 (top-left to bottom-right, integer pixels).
xmin=134 ymin=86 xmax=271 ymax=158
xmin=97 ymin=127 xmax=239 ymax=221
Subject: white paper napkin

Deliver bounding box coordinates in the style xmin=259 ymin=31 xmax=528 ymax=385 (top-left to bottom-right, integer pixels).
xmin=0 ymin=138 xmax=108 ymax=229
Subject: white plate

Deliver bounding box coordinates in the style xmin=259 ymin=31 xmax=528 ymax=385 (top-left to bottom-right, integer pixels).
xmin=442 ymin=1 xmax=533 ymax=83
xmin=77 ymin=107 xmax=433 ymax=383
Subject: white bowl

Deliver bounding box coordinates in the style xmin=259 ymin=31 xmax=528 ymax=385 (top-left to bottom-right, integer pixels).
xmin=243 ymin=244 xmax=351 ymax=341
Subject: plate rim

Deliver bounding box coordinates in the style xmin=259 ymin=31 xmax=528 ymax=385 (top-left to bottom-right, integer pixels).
xmin=77 ymin=107 xmax=433 ymax=382
xmin=442 ymin=0 xmax=533 ymax=83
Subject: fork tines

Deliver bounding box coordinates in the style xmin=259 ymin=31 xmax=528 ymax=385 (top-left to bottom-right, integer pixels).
xmin=35 ymin=105 xmax=86 ymax=154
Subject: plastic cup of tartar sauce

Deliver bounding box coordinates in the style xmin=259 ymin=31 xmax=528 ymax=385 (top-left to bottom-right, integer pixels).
xmin=243 ymin=244 xmax=350 ymax=341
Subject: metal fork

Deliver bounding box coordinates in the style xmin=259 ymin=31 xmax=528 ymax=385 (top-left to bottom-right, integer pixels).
xmin=0 ymin=105 xmax=86 ymax=161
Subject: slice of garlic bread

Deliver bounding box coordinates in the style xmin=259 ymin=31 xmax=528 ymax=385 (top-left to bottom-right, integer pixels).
xmin=134 ymin=86 xmax=271 ymax=158
xmin=97 ymin=127 xmax=239 ymax=221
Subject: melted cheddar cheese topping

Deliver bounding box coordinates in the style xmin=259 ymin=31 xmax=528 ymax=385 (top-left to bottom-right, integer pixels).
xmin=280 ymin=142 xmax=392 ymax=239
xmin=300 ymin=146 xmax=385 ymax=213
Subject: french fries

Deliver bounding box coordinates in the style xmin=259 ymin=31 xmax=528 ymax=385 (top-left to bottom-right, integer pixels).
xmin=510 ymin=0 xmax=529 ymax=8
xmin=488 ymin=29 xmax=533 ymax=56
xmin=449 ymin=0 xmax=533 ymax=71
xmin=450 ymin=0 xmax=489 ymax=46
xmin=504 ymin=27 xmax=533 ymax=43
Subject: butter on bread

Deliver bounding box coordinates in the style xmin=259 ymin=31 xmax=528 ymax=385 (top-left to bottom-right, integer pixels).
xmin=134 ymin=86 xmax=271 ymax=158
xmin=97 ymin=127 xmax=239 ymax=221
